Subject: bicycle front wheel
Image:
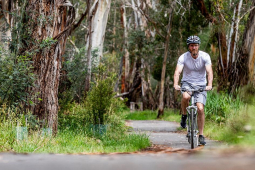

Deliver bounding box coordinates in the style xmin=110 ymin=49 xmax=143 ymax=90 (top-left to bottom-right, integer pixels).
xmin=190 ymin=109 xmax=196 ymax=149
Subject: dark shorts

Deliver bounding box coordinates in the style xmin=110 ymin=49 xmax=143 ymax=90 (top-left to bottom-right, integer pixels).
xmin=181 ymin=81 xmax=207 ymax=105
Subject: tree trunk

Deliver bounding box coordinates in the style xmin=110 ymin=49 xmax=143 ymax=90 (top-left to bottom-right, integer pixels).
xmin=141 ymin=58 xmax=156 ymax=110
xmin=2 ymin=0 xmax=75 ymax=133
xmin=230 ymin=0 xmax=255 ymax=89
xmin=157 ymin=1 xmax=175 ymax=118
xmin=85 ymin=0 xmax=111 ymax=93
xmin=86 ymin=0 xmax=111 ymax=62
xmin=85 ymin=0 xmax=92 ymax=94
xmin=120 ymin=3 xmax=130 ymax=93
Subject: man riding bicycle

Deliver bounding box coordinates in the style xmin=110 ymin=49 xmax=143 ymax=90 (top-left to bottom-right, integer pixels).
xmin=173 ymin=35 xmax=213 ymax=145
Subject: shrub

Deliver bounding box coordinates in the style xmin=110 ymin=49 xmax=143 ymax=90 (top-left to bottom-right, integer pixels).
xmin=85 ymin=64 xmax=116 ymax=125
xmin=0 ymin=54 xmax=35 ymax=107
xmin=58 ymin=104 xmax=89 ymax=131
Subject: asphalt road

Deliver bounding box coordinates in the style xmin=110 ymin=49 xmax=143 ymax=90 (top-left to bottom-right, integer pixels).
xmin=126 ymin=120 xmax=224 ymax=150
xmin=0 ymin=120 xmax=254 ymax=170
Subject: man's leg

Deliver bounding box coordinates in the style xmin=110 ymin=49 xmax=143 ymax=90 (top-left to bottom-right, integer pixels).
xmin=180 ymin=92 xmax=191 ymax=128
xmin=197 ymin=102 xmax=206 ymax=145
xmin=181 ymin=92 xmax=191 ymax=115
xmin=196 ymin=102 xmax=205 ymax=135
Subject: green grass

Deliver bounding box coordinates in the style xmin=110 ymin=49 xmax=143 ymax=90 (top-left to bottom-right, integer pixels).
xmin=0 ymin=126 xmax=151 ymax=153
xmin=0 ymin=104 xmax=151 ymax=154
xmin=204 ymin=105 xmax=255 ymax=147
xmin=125 ymin=109 xmax=181 ymax=122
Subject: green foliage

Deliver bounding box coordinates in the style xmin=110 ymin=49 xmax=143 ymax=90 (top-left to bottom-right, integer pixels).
xmin=60 ymin=47 xmax=100 ymax=103
xmin=61 ymin=47 xmax=88 ymax=102
xmin=125 ymin=109 xmax=180 ymax=122
xmin=0 ymin=54 xmax=35 ymax=106
xmin=237 ymin=84 xmax=255 ymax=104
xmin=39 ymin=38 xmax=57 ymax=50
xmin=151 ymin=56 xmax=172 ymax=81
xmin=205 ymin=90 xmax=243 ymax=123
xmin=85 ymin=64 xmax=116 ymax=125
xmin=204 ymin=104 xmax=255 ymax=146
xmin=0 ymin=103 xmax=150 ymax=153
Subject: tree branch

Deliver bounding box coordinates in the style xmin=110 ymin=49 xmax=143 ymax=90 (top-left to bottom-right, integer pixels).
xmin=192 ymin=0 xmax=217 ymax=24
xmin=125 ymin=1 xmax=165 ymax=38
xmin=70 ymin=3 xmax=89 ymax=33
xmin=68 ymin=38 xmax=79 ymax=53
xmin=237 ymin=6 xmax=255 ymax=25
xmin=0 ymin=1 xmax=3 ymax=19
xmin=114 ymin=92 xmax=129 ymax=98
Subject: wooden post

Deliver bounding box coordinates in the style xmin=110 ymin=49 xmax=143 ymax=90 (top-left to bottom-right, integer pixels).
xmin=130 ymin=102 xmax=135 ymax=112
xmin=138 ymin=102 xmax=143 ymax=111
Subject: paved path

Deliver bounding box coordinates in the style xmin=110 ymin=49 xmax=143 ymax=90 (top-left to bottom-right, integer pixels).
xmin=1 ymin=152 xmax=255 ymax=170
xmin=126 ymin=120 xmax=224 ymax=150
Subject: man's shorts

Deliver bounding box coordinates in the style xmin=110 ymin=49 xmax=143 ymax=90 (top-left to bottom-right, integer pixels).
xmin=181 ymin=81 xmax=207 ymax=105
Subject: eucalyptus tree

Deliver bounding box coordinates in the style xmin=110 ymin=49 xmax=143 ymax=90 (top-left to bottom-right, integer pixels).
xmin=231 ymin=0 xmax=255 ymax=91
xmin=85 ymin=0 xmax=112 ymax=93
xmin=192 ymin=0 xmax=254 ymax=92
xmin=1 ymin=0 xmax=76 ymax=133
xmin=157 ymin=0 xmax=175 ymax=118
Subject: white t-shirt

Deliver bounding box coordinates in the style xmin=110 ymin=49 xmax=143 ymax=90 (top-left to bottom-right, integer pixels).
xmin=177 ymin=50 xmax=212 ymax=85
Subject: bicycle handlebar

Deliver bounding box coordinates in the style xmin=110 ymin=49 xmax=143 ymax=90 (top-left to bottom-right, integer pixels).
xmin=181 ymin=88 xmax=203 ymax=93
xmin=179 ymin=87 xmax=207 ymax=93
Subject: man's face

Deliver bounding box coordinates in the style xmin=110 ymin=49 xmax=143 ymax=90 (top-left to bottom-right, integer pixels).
xmin=188 ymin=43 xmax=199 ymax=58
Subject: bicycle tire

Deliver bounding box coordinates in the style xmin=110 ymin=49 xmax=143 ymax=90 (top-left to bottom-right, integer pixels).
xmin=190 ymin=109 xmax=195 ymax=149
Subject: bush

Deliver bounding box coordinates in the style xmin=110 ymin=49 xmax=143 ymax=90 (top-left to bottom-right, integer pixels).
xmin=58 ymin=104 xmax=89 ymax=131
xmin=0 ymin=54 xmax=35 ymax=107
xmin=85 ymin=64 xmax=116 ymax=125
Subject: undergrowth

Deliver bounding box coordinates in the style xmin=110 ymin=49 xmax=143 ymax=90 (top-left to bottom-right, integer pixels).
xmin=0 ymin=103 xmax=150 ymax=153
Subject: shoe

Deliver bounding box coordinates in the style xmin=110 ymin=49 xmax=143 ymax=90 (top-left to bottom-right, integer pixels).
xmin=199 ymin=135 xmax=206 ymax=145
xmin=180 ymin=115 xmax=187 ymax=128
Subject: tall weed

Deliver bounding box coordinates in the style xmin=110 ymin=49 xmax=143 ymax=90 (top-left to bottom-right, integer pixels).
xmin=205 ymin=90 xmax=243 ymax=123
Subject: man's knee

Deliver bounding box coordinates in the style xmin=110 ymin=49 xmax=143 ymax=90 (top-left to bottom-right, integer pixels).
xmin=197 ymin=103 xmax=204 ymax=113
xmin=182 ymin=92 xmax=191 ymax=101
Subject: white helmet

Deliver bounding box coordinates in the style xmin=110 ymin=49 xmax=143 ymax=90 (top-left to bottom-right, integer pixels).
xmin=187 ymin=35 xmax=201 ymax=45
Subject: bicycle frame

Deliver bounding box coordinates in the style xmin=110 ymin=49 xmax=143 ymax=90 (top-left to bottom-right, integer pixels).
xmin=186 ymin=93 xmax=199 ymax=149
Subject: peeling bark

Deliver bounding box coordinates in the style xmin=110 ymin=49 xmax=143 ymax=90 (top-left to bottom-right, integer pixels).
xmin=2 ymin=0 xmax=75 ymax=133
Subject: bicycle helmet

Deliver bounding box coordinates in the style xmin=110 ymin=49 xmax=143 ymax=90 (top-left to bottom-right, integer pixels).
xmin=186 ymin=35 xmax=201 ymax=45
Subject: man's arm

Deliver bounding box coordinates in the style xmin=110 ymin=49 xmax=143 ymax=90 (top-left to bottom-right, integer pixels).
xmin=173 ymin=65 xmax=183 ymax=90
xmin=205 ymin=64 xmax=213 ymax=90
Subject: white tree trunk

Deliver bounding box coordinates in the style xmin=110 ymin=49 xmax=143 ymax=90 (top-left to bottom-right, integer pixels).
xmin=227 ymin=6 xmax=236 ymax=66
xmin=131 ymin=0 xmax=139 ymax=29
xmin=86 ymin=0 xmax=111 ymax=63
xmin=232 ymin=0 xmax=243 ymax=62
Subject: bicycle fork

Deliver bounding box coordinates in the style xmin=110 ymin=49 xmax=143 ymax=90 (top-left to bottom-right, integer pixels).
xmin=186 ymin=106 xmax=199 ymax=142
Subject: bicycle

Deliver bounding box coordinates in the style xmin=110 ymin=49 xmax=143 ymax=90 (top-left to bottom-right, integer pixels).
xmin=180 ymin=87 xmax=205 ymax=149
